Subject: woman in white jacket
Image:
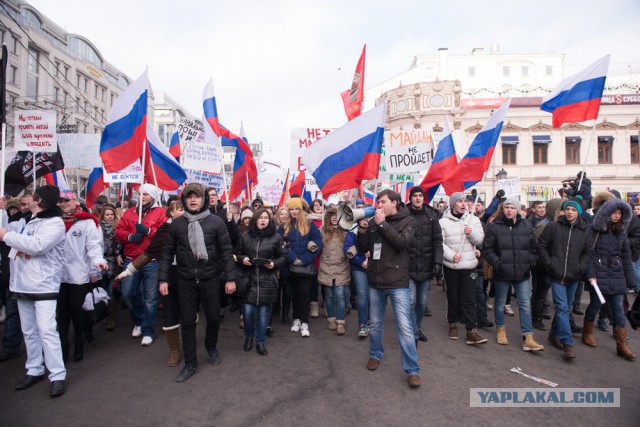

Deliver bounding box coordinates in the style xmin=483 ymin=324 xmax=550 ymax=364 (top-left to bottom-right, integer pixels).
xmin=57 ymin=190 xmax=106 ymax=363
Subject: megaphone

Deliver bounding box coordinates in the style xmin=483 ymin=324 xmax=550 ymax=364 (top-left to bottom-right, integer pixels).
xmin=336 ymin=205 xmax=375 ymax=231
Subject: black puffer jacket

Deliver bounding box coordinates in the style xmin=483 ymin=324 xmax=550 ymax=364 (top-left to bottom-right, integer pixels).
xmin=356 ymin=205 xmax=415 ymax=289
xmin=408 ymin=204 xmax=443 ymax=281
xmin=159 ymin=211 xmax=236 ymax=283
xmin=209 ymin=200 xmax=239 ymax=247
xmin=236 ymin=222 xmax=287 ymax=305
xmin=587 ymin=199 xmax=635 ymax=295
xmin=537 ymin=215 xmax=594 ymax=285
xmin=483 ymin=215 xmax=537 ymax=281
xmin=627 ymin=214 xmax=640 ymax=262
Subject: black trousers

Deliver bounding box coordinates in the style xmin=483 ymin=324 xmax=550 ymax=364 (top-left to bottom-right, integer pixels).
xmin=161 ymin=267 xmax=180 ymax=329
xmin=57 ymin=282 xmax=89 ymax=350
xmin=178 ymin=277 xmax=220 ymax=367
xmin=290 ymin=274 xmax=312 ymax=324
xmin=531 ymin=265 xmax=550 ymax=322
xmin=444 ymin=267 xmax=477 ymax=330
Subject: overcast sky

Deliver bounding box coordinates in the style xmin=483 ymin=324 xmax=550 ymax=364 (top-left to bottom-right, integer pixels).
xmin=28 ymin=0 xmax=640 ymax=163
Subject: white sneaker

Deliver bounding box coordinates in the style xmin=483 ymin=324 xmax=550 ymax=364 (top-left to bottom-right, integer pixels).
xmin=141 ymin=336 xmax=153 ymax=346
xmin=132 ymin=325 xmax=142 ymax=338
xmin=504 ymin=304 xmax=515 ymax=316
xmin=300 ymin=323 xmax=310 ymax=337
xmin=0 ymin=306 xmax=6 ymax=323
xmin=291 ymin=319 xmax=301 ymax=333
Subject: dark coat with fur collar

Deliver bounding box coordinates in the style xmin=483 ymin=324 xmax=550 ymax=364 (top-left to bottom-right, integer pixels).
xmin=587 ymin=199 xmax=635 ymax=295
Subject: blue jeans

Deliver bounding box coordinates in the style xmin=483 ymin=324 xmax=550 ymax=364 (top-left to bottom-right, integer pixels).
xmin=633 ymin=258 xmax=640 ymax=291
xmin=550 ymin=281 xmax=578 ymax=345
xmin=120 ymin=260 xmax=159 ymax=338
xmin=408 ymin=278 xmax=429 ymax=339
xmin=585 ymin=291 xmax=625 ymax=328
xmin=476 ymin=273 xmax=488 ymax=322
xmin=493 ymin=278 xmax=533 ymax=334
xmin=325 ymin=284 xmax=347 ymax=320
xmin=242 ymin=304 xmax=271 ymax=344
xmin=352 ymin=269 xmax=369 ymax=325
xmin=369 ymin=287 xmax=419 ymax=376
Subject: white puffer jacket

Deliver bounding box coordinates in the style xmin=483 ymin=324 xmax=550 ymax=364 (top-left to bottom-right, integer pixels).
xmin=4 ymin=214 xmax=66 ymax=295
xmin=439 ymin=209 xmax=484 ymax=270
xmin=62 ymin=219 xmax=106 ymax=285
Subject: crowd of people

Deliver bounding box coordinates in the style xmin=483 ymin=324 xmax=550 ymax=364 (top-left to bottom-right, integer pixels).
xmin=0 ymin=178 xmax=639 ymax=394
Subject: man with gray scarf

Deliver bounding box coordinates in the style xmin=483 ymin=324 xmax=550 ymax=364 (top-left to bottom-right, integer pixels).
xmin=159 ymin=183 xmax=237 ymax=383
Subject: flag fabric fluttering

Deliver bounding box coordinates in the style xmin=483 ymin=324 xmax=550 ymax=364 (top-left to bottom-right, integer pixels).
xmin=85 ymin=167 xmax=107 ymax=208
xmin=540 ymin=55 xmax=610 ymax=128
xmin=278 ymin=169 xmax=291 ymax=207
xmin=363 ymin=189 xmax=375 ymax=205
xmin=301 ymin=102 xmax=385 ymax=198
xmin=341 ymin=44 xmax=366 ymax=121
xmin=43 ymin=170 xmax=70 ymax=191
xmin=442 ymin=99 xmax=511 ymax=195
xmin=288 ymin=171 xmax=312 ymax=204
xmin=169 ymin=130 xmax=181 ymax=162
xmin=144 ymin=122 xmax=187 ymax=191
xmin=419 ymin=115 xmax=458 ymax=202
xmin=3 ymin=148 xmax=65 ymax=196
xmin=99 ymin=70 xmax=148 ymax=172
xmin=227 ymin=123 xmax=255 ymax=201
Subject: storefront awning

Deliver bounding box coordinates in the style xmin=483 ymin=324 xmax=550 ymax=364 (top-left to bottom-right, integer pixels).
xmin=532 ymin=135 xmax=552 ymax=144
xmin=631 ymin=135 xmax=638 ymax=143
xmin=565 ymin=136 xmax=582 ymax=144
xmin=598 ymin=136 xmax=614 ymax=143
xmin=501 ymin=136 xmax=519 ymax=145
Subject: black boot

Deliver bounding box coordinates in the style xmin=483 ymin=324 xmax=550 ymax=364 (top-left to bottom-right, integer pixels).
xmin=256 ymin=343 xmax=268 ymax=356
xmin=60 ymin=337 xmax=69 ymax=363
xmin=74 ymin=337 xmax=84 ymax=362
xmin=244 ymin=338 xmax=253 ymax=352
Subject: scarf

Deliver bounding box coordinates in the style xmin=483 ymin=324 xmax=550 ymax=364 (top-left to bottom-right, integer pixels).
xmin=63 ymin=206 xmax=99 ymax=231
xmin=183 ymin=210 xmax=211 ymax=261
xmin=101 ymin=220 xmax=115 ymax=236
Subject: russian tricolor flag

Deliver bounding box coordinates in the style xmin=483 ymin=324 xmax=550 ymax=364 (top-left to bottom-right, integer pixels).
xmin=442 ymin=99 xmax=511 ymax=195
xmin=44 ymin=170 xmax=70 ymax=191
xmin=99 ymin=70 xmax=148 ymax=172
xmin=364 ymin=190 xmax=375 ymax=205
xmin=301 ymin=103 xmax=385 ymax=198
xmin=145 ymin=122 xmax=187 ymax=191
xmin=86 ymin=167 xmax=107 ymax=209
xmin=541 ymin=55 xmax=610 ymax=128
xmin=419 ymin=115 xmax=458 ymax=202
xmin=169 ymin=130 xmax=181 ymax=162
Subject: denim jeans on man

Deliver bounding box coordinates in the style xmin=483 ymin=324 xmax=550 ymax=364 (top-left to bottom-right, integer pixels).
xmin=550 ymin=281 xmax=578 ymax=345
xmin=585 ymin=291 xmax=626 ymax=328
xmin=351 ymin=269 xmax=369 ymax=325
xmin=120 ymin=259 xmax=159 ymax=338
xmin=493 ymin=278 xmax=533 ymax=334
xmin=369 ymin=287 xmax=419 ymax=375
xmin=408 ymin=278 xmax=429 ymax=339
xmin=243 ymin=303 xmax=271 ymax=344
xmin=325 ymin=283 xmax=348 ymax=320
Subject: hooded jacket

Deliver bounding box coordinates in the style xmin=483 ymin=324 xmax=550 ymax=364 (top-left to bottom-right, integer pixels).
xmin=439 ymin=208 xmax=484 ymax=270
xmin=408 ymin=204 xmax=443 ymax=281
xmin=587 ymin=199 xmax=635 ymax=294
xmin=115 ymin=204 xmax=167 ymax=259
xmin=483 ymin=214 xmax=537 ymax=281
xmin=356 ymin=205 xmax=415 ymax=289
xmin=62 ymin=213 xmax=106 ymax=284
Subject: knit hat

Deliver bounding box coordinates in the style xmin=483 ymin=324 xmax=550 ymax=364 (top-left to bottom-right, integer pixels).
xmin=288 ymin=198 xmax=303 ymax=209
xmin=240 ymin=207 xmax=254 ymax=221
xmin=503 ymin=196 xmax=520 ymax=208
xmin=139 ymin=183 xmax=160 ymax=202
xmin=35 ymin=185 xmax=61 ymax=207
xmin=409 ymin=186 xmax=425 ymax=199
xmin=59 ymin=190 xmax=77 ymax=201
xmin=5 ymin=198 xmax=19 ymax=211
xmin=183 ymin=183 xmax=205 ymax=197
xmin=449 ymin=192 xmax=465 ymax=206
xmin=562 ymin=196 xmax=584 ymax=215
xmin=251 ymin=198 xmax=264 ymax=206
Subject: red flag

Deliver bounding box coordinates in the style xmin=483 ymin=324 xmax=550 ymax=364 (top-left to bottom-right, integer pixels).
xmin=341 ymin=44 xmax=366 ymax=121
xmin=289 ymin=171 xmax=305 ymax=197
xmin=278 ymin=169 xmax=291 ymax=207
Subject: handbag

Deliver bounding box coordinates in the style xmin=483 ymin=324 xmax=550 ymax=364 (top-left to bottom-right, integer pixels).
xmin=235 ymin=271 xmax=251 ymax=297
xmin=289 ymin=262 xmax=317 ymax=276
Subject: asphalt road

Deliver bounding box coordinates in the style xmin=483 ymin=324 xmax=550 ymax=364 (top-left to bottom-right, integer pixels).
xmin=1 ymin=285 xmax=639 ymax=426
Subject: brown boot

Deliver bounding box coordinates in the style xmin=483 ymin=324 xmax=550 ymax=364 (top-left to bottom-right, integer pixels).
xmin=336 ymin=320 xmax=346 ymax=335
xmin=106 ymin=299 xmax=118 ymax=331
xmin=547 ymin=332 xmax=563 ymax=350
xmin=614 ymin=327 xmax=636 ymax=361
xmin=496 ymin=326 xmax=508 ymax=345
xmin=581 ymin=321 xmax=597 ymax=347
xmin=562 ymin=344 xmax=575 ymax=361
xmin=165 ymin=327 xmax=182 ymax=367
xmin=328 ymin=317 xmax=337 ymax=331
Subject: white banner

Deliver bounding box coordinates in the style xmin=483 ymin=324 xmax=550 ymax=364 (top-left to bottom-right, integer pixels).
xmin=383 ymin=129 xmax=435 ymax=174
xmin=182 ymin=132 xmax=224 ymax=173
xmin=177 ymin=117 xmax=204 ymax=148
xmin=290 ymin=127 xmax=334 ymax=196
xmin=103 ymin=160 xmax=143 ymax=183
xmin=185 ymin=169 xmax=225 ymax=193
xmin=498 ymin=177 xmax=521 ymax=197
xmin=255 ymin=172 xmax=283 ymax=206
xmin=14 ymin=110 xmax=57 ymax=152
xmin=57 ymin=134 xmax=101 ymax=168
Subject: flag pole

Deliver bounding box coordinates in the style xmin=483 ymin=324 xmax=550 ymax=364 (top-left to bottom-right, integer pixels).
xmin=138 ymin=136 xmax=147 ymax=223
xmin=246 ymin=170 xmax=251 ymax=200
xmin=32 ymin=149 xmax=37 ymax=191
xmin=576 ymin=121 xmax=597 ymax=194
xmin=454 ymin=170 xmax=489 ymax=259
xmin=221 ymin=165 xmax=230 ymax=206
xmin=0 ymin=122 xmax=6 ymax=225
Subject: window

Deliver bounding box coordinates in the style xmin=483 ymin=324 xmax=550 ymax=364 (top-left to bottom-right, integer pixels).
xmin=110 ymin=93 xmax=115 ymax=106
xmin=0 ymin=30 xmax=4 ymax=44
xmin=69 ymin=37 xmax=102 ymax=67
xmin=533 ymin=144 xmax=548 ymax=164
xmin=522 ymin=66 xmax=529 ymax=77
xmin=77 ymin=74 xmax=81 ymax=87
xmin=54 ymin=87 xmax=59 ymax=102
xmin=55 ymin=60 xmax=61 ymax=76
xmin=566 ymin=137 xmax=581 ymax=164
xmin=26 ymin=48 xmax=39 ymax=100
xmin=546 ymin=66 xmax=553 ymax=76
xmin=94 ymin=84 xmax=98 ymax=98
xmin=64 ymin=66 xmax=69 ymax=79
xmin=468 ymin=67 xmax=476 ymax=77
xmin=101 ymin=87 xmax=105 ymax=101
xmin=9 ymin=65 xmax=17 ymax=84
xmin=598 ymin=136 xmax=613 ymax=164
xmin=503 ymin=145 xmax=517 ymax=165
xmin=84 ymin=78 xmax=88 ymax=92
xmin=631 ymin=136 xmax=639 ymax=164
xmin=502 ymin=66 xmax=510 ymax=77
xmin=10 ymin=35 xmax=18 ymax=53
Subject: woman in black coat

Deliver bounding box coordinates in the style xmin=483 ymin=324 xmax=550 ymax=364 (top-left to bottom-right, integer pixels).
xmin=582 ymin=199 xmax=636 ymax=360
xmin=236 ymin=208 xmax=287 ymax=355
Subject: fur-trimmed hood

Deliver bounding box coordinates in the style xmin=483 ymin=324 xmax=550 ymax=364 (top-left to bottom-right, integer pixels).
xmin=592 ymin=198 xmax=632 ymax=233
xmin=592 ymin=191 xmax=615 ymax=212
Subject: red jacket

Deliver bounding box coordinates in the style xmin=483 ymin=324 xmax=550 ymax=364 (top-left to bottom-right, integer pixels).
xmin=115 ymin=206 xmax=167 ymax=259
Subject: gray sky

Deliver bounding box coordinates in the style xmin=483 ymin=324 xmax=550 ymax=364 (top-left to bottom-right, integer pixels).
xmin=28 ymin=0 xmax=640 ymax=162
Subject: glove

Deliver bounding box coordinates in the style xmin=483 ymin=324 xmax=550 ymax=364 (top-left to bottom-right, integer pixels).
xmin=128 ymin=233 xmax=144 ymax=243
xmin=293 ymin=259 xmax=303 ymax=266
xmin=495 ymin=189 xmax=505 ymax=199
xmin=433 ymin=263 xmax=442 ymax=277
xmin=135 ymin=223 xmax=150 ymax=235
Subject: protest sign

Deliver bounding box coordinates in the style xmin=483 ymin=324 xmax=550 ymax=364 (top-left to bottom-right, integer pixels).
xmin=185 ymin=169 xmax=225 ymax=193
xmin=57 ymin=134 xmax=101 ymax=168
xmin=290 ymin=127 xmax=334 ymax=196
xmin=103 ymin=160 xmax=143 ymax=183
xmin=177 ymin=117 xmax=204 ymax=147
xmin=14 ymin=110 xmax=57 ymax=152
xmin=498 ymin=177 xmax=521 ymax=197
xmin=383 ymin=129 xmax=435 ymax=174
xmin=255 ymin=172 xmax=283 ymax=206
xmin=182 ymin=132 xmax=224 ymax=173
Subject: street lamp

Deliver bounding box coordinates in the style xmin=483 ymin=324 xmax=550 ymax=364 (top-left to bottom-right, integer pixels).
xmin=496 ymin=168 xmax=507 ymax=181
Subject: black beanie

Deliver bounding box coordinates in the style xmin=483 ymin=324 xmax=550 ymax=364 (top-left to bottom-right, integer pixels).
xmin=35 ymin=185 xmax=61 ymax=207
xmin=409 ymin=186 xmax=425 ymax=199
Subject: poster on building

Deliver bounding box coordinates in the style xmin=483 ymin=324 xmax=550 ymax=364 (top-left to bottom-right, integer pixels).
xmin=185 ymin=169 xmax=225 ymax=193
xmin=290 ymin=127 xmax=334 ymax=196
xmin=14 ymin=110 xmax=57 ymax=152
xmin=57 ymin=134 xmax=101 ymax=168
xmin=182 ymin=132 xmax=224 ymax=173
xmin=255 ymin=172 xmax=283 ymax=206
xmin=383 ymin=129 xmax=435 ymax=174
xmin=103 ymin=160 xmax=143 ymax=183
xmin=498 ymin=177 xmax=521 ymax=197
